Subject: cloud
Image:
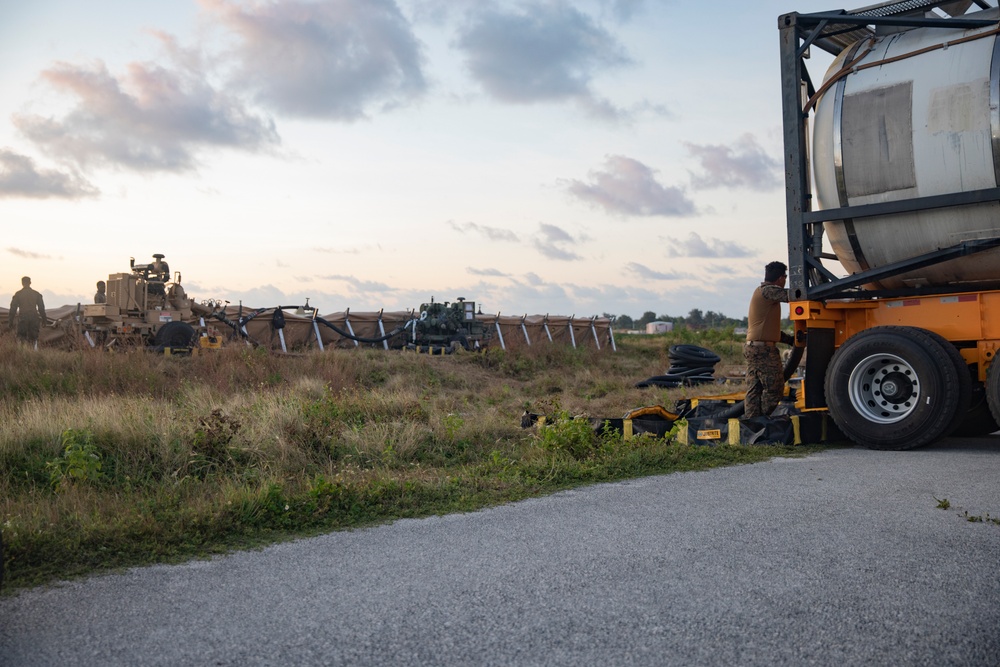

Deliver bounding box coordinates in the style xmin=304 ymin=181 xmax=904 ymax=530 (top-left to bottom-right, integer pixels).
xmin=467 ymin=267 xmax=509 ymax=277
xmin=0 ymin=149 xmax=97 ymax=199
xmin=602 ymin=0 xmax=647 ymax=22
xmin=230 ymin=283 xmax=289 ymax=305
xmin=684 ymin=134 xmax=782 ymax=191
xmin=562 ymin=155 xmax=695 ymax=217
xmin=204 ymin=0 xmax=426 ymax=120
xmin=534 ymin=222 xmax=582 ymax=261
xmin=624 ymin=262 xmax=684 ymax=281
xmin=13 ymin=45 xmax=278 ymax=172
xmin=405 ymin=0 xmax=480 ymax=24
xmin=7 ymin=247 xmax=54 ymax=260
xmin=321 ymin=274 xmax=397 ymax=293
xmin=455 ymin=3 xmax=629 ymax=118
xmin=663 ymin=232 xmax=754 ymax=258
xmin=447 ymin=220 xmax=519 ymax=242
xmin=705 ymin=263 xmax=738 ymax=275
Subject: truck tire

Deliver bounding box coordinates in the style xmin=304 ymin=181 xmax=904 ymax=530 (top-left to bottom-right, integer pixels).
xmin=824 ymin=326 xmax=962 ymax=450
xmin=921 ymin=330 xmax=971 ymax=437
xmin=986 ymin=356 xmax=1000 ymax=428
xmin=953 ymin=384 xmax=1000 ymax=437
xmin=154 ymin=321 xmax=196 ymax=348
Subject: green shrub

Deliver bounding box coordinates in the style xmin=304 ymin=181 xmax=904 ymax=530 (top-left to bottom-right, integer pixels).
xmin=45 ymin=429 xmax=105 ymax=491
xmin=535 ymin=411 xmax=599 ymax=460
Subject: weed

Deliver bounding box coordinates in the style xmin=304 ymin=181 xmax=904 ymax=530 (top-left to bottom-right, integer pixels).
xmin=962 ymin=511 xmax=1000 ymax=525
xmin=45 ymin=429 xmax=105 ymax=492
xmin=442 ymin=413 xmax=464 ymax=442
xmin=935 ymin=497 xmax=951 ymax=510
xmin=535 ymin=411 xmax=601 ymax=460
xmin=187 ymin=409 xmax=242 ymax=478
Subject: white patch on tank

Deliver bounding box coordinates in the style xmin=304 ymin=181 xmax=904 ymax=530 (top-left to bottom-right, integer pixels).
xmin=927 ymin=79 xmax=989 ymax=134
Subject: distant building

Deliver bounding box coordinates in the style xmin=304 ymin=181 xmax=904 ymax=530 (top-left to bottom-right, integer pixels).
xmin=646 ymin=321 xmax=673 ymax=334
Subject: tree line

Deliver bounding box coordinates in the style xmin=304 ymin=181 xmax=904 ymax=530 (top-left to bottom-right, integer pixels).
xmin=603 ymin=309 xmax=748 ymax=331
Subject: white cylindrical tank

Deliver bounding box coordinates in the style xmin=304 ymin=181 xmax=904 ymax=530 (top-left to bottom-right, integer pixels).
xmin=812 ymin=8 xmax=1000 ymax=290
xmin=646 ymin=321 xmax=673 ymax=334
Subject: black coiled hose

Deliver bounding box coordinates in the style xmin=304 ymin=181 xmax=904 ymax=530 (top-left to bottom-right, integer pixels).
xmin=635 ymin=344 xmax=722 ymax=388
xmin=210 ymin=307 xmax=415 ymax=346
xmin=313 ymin=316 xmax=413 ymax=344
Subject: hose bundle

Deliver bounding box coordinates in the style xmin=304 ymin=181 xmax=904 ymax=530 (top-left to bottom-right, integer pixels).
xmin=635 ymin=344 xmax=721 ymax=388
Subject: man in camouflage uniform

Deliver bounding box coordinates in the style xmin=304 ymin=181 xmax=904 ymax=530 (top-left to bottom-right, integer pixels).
xmin=744 ymin=261 xmax=792 ymax=418
xmin=9 ymin=276 xmax=47 ymax=345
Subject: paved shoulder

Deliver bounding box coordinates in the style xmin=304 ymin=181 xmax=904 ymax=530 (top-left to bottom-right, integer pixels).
xmin=2 ymin=440 xmax=999 ymax=666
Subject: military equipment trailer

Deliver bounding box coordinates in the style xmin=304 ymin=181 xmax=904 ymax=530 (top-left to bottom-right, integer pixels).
xmin=76 ymin=254 xmax=216 ymax=351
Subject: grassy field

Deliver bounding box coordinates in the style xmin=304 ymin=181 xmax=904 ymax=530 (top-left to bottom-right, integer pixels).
xmin=0 ymin=329 xmax=823 ymax=591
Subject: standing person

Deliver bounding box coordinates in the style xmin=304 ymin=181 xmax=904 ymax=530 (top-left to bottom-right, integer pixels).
xmin=9 ymin=276 xmax=47 ymax=346
xmin=94 ymin=280 xmax=107 ymax=304
xmin=744 ymin=261 xmax=792 ymax=418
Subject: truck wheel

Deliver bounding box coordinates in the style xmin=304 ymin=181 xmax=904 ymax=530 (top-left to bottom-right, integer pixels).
xmin=825 ymin=326 xmax=962 ymax=450
xmin=921 ymin=330 xmax=971 ymax=437
xmin=986 ymin=356 xmax=1000 ymax=428
xmin=953 ymin=384 xmax=1000 ymax=437
xmin=154 ymin=321 xmax=196 ymax=348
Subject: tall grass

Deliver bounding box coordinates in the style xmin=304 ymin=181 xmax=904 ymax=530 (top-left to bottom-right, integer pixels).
xmin=0 ymin=330 xmax=817 ymax=591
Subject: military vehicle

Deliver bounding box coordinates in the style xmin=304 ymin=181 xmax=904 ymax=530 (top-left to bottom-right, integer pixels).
xmin=77 ymin=254 xmax=215 ymax=350
xmin=408 ymin=297 xmax=488 ymax=352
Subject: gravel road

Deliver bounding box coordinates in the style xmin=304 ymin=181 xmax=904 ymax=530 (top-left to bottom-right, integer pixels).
xmin=2 ymin=438 xmax=999 ymax=666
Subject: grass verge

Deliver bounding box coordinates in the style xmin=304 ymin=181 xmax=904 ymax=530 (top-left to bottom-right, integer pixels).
xmin=1 ymin=331 xmax=826 ymax=592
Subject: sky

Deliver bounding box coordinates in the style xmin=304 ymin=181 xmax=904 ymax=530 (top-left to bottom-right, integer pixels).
xmin=0 ymin=0 xmax=842 ymax=320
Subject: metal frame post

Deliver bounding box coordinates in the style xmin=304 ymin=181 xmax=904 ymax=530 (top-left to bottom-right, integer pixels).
xmin=494 ymin=313 xmax=506 ymax=350
xmin=276 ymin=311 xmax=287 ymax=353
xmin=344 ymin=307 xmax=358 ymax=348
xmin=238 ymin=301 xmax=251 ymax=343
xmin=521 ymin=315 xmax=531 ymax=346
xmin=312 ymin=308 xmax=325 ymax=351
xmin=779 ymin=12 xmax=813 ymax=301
xmin=377 ymin=309 xmax=389 ymax=350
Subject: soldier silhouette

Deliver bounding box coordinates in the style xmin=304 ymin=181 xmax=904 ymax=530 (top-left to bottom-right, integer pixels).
xmin=9 ymin=276 xmax=47 ymax=347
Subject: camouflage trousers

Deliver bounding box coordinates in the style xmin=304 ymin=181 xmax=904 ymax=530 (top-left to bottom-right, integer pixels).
xmin=744 ymin=344 xmax=783 ymax=419
xmin=14 ymin=318 xmax=40 ymax=343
